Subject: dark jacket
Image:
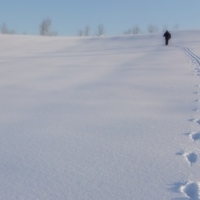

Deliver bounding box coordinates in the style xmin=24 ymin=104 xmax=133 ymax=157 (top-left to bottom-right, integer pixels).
xmin=163 ymin=31 xmax=171 ymax=40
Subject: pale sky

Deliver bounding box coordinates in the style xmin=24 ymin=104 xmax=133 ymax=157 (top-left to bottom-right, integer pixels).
xmin=0 ymin=0 xmax=199 ymax=36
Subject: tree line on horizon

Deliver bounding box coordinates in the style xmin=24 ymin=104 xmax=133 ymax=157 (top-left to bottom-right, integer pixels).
xmin=0 ymin=18 xmax=179 ymax=37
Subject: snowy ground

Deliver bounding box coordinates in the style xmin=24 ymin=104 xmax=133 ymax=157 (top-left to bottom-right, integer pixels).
xmin=1 ymin=30 xmax=200 ymax=199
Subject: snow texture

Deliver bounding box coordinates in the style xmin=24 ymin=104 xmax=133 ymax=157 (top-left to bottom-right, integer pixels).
xmin=1 ymin=30 xmax=200 ymax=199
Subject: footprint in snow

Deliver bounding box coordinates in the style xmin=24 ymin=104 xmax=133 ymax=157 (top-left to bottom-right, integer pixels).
xmin=189 ymin=119 xmax=200 ymax=125
xmin=170 ymin=181 xmax=200 ymax=199
xmin=176 ymin=150 xmax=198 ymax=166
xmin=180 ymin=181 xmax=200 ymax=200
xmin=190 ymin=132 xmax=200 ymax=142
xmin=193 ymin=108 xmax=200 ymax=112
xmin=184 ymin=152 xmax=198 ymax=166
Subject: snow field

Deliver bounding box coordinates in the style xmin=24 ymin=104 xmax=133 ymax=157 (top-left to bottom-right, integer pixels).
xmin=0 ymin=30 xmax=200 ymax=199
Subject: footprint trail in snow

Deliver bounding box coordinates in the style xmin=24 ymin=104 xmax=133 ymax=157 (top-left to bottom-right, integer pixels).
xmin=173 ymin=46 xmax=200 ymax=199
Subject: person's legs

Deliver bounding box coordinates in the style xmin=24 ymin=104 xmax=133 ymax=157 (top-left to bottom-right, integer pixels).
xmin=165 ymin=39 xmax=168 ymax=45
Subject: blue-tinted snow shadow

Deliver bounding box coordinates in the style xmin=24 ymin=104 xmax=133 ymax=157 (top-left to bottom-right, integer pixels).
xmin=168 ymin=182 xmax=188 ymax=200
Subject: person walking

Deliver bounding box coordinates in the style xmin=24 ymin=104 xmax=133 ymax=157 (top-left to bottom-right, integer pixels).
xmin=163 ymin=30 xmax=171 ymax=46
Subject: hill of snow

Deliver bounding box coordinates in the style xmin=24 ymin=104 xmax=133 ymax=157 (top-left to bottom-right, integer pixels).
xmin=1 ymin=30 xmax=200 ymax=199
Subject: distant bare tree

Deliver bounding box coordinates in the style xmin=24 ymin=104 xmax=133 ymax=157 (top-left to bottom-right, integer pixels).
xmin=78 ymin=25 xmax=90 ymax=36
xmin=50 ymin=31 xmax=57 ymax=36
xmin=124 ymin=29 xmax=132 ymax=35
xmin=40 ymin=18 xmax=51 ymax=35
xmin=132 ymin=25 xmax=141 ymax=34
xmin=9 ymin=30 xmax=16 ymax=34
xmin=124 ymin=25 xmax=141 ymax=35
xmin=1 ymin=23 xmax=9 ymax=34
xmin=96 ymin=24 xmax=105 ymax=36
xmin=77 ymin=29 xmax=83 ymax=36
xmin=39 ymin=18 xmax=56 ymax=36
xmin=148 ymin=24 xmax=159 ymax=33
xmin=1 ymin=23 xmax=16 ymax=34
xmin=84 ymin=25 xmax=90 ymax=36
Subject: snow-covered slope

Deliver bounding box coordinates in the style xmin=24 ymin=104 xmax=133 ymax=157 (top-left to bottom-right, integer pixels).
xmin=1 ymin=30 xmax=200 ymax=199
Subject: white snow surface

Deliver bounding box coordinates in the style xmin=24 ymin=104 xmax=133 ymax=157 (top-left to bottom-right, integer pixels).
xmin=1 ymin=30 xmax=200 ymax=199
